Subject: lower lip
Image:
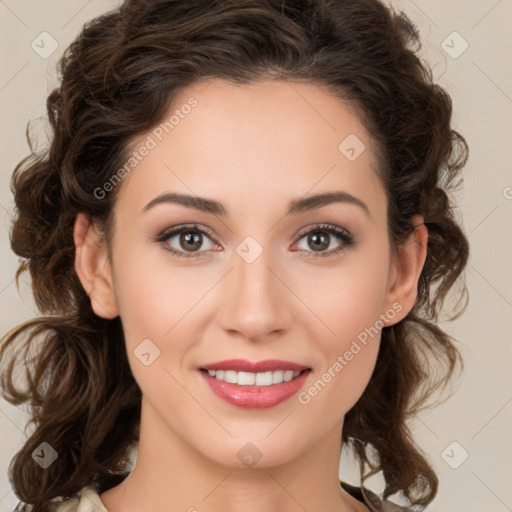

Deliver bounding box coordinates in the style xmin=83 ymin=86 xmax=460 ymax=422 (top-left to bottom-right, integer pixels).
xmin=200 ymin=370 xmax=311 ymax=409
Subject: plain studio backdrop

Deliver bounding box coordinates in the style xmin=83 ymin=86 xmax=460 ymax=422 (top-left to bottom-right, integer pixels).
xmin=0 ymin=1 xmax=511 ymax=511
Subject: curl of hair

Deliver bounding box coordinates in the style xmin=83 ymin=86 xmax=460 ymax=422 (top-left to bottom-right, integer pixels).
xmin=1 ymin=0 xmax=469 ymax=510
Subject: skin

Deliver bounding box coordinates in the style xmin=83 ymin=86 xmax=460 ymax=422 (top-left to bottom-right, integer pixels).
xmin=74 ymin=79 xmax=428 ymax=512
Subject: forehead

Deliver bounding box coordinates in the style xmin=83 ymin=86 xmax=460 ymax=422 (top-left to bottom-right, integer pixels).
xmin=115 ymin=79 xmax=386 ymax=220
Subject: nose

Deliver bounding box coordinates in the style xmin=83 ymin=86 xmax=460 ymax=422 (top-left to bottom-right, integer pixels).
xmin=217 ymin=244 xmax=294 ymax=342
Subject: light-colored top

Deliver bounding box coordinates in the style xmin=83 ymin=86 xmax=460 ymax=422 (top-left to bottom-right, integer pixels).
xmin=46 ymin=485 xmax=108 ymax=512
xmin=44 ymin=480 xmax=412 ymax=512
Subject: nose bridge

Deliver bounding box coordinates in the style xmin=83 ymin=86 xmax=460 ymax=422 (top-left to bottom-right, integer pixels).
xmin=219 ymin=236 xmax=292 ymax=340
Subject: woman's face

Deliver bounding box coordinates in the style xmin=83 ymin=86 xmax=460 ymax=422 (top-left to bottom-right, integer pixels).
xmin=76 ymin=79 xmax=424 ymax=469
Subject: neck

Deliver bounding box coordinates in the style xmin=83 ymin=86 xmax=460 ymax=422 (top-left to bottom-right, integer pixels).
xmin=100 ymin=397 xmax=366 ymax=512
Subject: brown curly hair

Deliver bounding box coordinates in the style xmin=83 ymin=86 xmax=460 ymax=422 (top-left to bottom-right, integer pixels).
xmin=1 ymin=0 xmax=469 ymax=510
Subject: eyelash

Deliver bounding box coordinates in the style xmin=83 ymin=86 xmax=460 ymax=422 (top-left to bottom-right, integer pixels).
xmin=154 ymin=223 xmax=355 ymax=259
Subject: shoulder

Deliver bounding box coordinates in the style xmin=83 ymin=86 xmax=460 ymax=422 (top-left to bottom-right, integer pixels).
xmin=43 ymin=473 xmax=129 ymax=512
xmin=340 ymin=480 xmax=413 ymax=512
xmin=45 ymin=484 xmax=108 ymax=512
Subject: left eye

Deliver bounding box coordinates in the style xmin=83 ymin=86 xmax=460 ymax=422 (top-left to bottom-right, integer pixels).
xmin=293 ymin=225 xmax=354 ymax=257
xmin=155 ymin=223 xmax=354 ymax=259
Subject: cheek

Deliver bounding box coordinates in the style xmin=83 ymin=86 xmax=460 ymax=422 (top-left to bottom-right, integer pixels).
xmin=301 ymin=308 xmax=382 ymax=416
xmin=312 ymin=341 xmax=380 ymax=416
xmin=298 ymin=250 xmax=388 ymax=408
xmin=111 ymin=239 xmax=203 ymax=337
xmin=303 ymin=247 xmax=390 ymax=340
xmin=110 ymin=249 xmax=213 ymax=387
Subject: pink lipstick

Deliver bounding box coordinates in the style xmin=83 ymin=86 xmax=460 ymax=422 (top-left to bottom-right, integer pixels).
xmin=199 ymin=359 xmax=311 ymax=408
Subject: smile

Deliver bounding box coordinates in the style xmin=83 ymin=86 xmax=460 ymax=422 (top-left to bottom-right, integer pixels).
xmin=203 ymin=369 xmax=303 ymax=386
xmin=198 ymin=359 xmax=312 ymax=408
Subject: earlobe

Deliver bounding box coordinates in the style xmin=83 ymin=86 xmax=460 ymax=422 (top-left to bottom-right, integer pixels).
xmin=73 ymin=212 xmax=119 ymax=319
xmin=382 ymin=215 xmax=428 ymax=326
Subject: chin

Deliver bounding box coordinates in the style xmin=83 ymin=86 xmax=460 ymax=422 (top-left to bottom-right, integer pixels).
xmin=194 ymin=434 xmax=309 ymax=471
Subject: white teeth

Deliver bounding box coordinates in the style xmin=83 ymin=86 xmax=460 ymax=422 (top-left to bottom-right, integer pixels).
xmin=284 ymin=370 xmax=295 ymax=382
xmin=224 ymin=370 xmax=237 ymax=384
xmin=238 ymin=371 xmax=255 ymax=385
xmin=272 ymin=370 xmax=284 ymax=384
xmin=205 ymin=369 xmax=302 ymax=386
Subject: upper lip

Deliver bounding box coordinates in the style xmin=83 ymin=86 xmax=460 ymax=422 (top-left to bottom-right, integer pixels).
xmin=200 ymin=359 xmax=310 ymax=373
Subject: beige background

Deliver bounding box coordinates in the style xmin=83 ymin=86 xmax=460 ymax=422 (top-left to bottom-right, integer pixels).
xmin=0 ymin=1 xmax=511 ymax=511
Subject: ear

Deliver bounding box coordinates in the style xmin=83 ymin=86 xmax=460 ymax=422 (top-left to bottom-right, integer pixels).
xmin=381 ymin=215 xmax=428 ymax=326
xmin=73 ymin=212 xmax=119 ymax=319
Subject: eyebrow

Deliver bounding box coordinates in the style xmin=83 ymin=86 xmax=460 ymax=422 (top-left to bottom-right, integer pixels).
xmin=142 ymin=191 xmax=370 ymax=218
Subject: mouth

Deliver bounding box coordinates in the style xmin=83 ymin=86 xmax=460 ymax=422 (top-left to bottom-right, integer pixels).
xmin=198 ymin=359 xmax=312 ymax=408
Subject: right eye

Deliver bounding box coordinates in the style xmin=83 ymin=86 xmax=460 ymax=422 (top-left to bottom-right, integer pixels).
xmin=154 ymin=224 xmax=220 ymax=259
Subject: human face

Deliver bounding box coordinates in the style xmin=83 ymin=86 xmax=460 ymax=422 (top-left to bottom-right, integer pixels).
xmin=103 ymin=79 xmax=400 ymax=468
